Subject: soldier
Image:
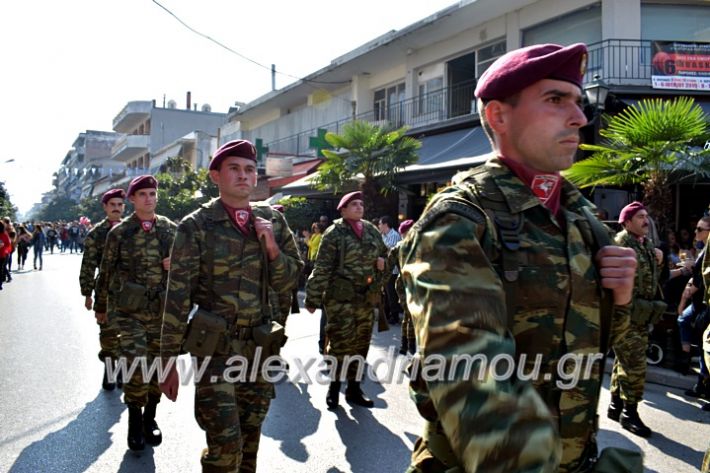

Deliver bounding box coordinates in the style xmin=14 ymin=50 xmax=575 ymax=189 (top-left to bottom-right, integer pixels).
xmin=607 ymin=202 xmax=666 ymax=437
xmin=94 ymin=175 xmax=176 ymax=452
xmin=399 ymin=43 xmax=638 ymax=472
xmin=388 ymin=219 xmax=415 ymax=355
xmin=159 ymin=139 xmax=303 ymax=473
xmin=305 ymin=191 xmax=388 ymax=409
xmin=79 ymin=188 xmax=125 ymax=390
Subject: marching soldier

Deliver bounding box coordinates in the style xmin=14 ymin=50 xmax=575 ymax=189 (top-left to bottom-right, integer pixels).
xmin=159 ymin=139 xmax=303 ymax=473
xmin=399 ymin=43 xmax=638 ymax=472
xmin=388 ymin=219 xmax=415 ymax=355
xmin=305 ymin=191 xmax=388 ymax=409
xmin=79 ymin=188 xmax=125 ymax=390
xmin=94 ymin=175 xmax=176 ymax=452
xmin=608 ymin=201 xmax=666 ymax=437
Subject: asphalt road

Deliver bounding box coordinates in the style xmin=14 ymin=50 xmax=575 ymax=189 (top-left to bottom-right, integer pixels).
xmin=1 ymin=251 xmax=708 ymax=472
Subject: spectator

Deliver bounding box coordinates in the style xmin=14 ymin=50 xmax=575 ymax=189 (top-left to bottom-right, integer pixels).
xmin=32 ymin=224 xmax=46 ymax=270
xmin=46 ymin=224 xmax=59 ymax=254
xmin=0 ymin=221 xmax=11 ymax=290
xmin=378 ymin=215 xmax=402 ymax=324
xmin=16 ymin=226 xmax=31 ymax=270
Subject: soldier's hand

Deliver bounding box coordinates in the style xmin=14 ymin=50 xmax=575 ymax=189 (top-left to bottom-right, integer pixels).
xmin=596 ymin=245 xmax=637 ymax=306
xmin=95 ymin=311 xmax=108 ymax=324
xmin=376 ymin=257 xmax=385 ymax=271
xmin=162 ymin=257 xmax=171 ymax=271
xmin=84 ymin=296 xmax=93 ymax=311
xmin=160 ymin=364 xmax=180 ymax=402
xmin=653 ymin=247 xmax=663 ymax=265
xmin=254 ymin=217 xmax=280 ymax=260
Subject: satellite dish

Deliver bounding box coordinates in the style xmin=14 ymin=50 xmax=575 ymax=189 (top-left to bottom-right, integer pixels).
xmin=167 ymin=100 xmax=177 ymax=109
xmin=201 ymin=103 xmax=212 ymax=112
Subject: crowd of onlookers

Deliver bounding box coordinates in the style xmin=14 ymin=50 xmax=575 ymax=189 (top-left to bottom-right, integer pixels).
xmin=0 ymin=217 xmax=92 ymax=290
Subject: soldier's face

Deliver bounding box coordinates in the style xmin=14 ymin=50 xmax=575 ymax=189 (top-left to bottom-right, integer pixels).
xmin=340 ymin=199 xmax=364 ymax=220
xmin=625 ymin=209 xmax=649 ymax=237
xmin=102 ymin=198 xmax=125 ymax=221
xmin=210 ymin=156 xmax=257 ymax=200
xmin=491 ymin=79 xmax=587 ymax=173
xmin=130 ymin=188 xmax=157 ymax=214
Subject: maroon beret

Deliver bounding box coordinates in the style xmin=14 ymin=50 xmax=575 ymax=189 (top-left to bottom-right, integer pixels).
xmin=337 ymin=191 xmax=363 ymax=211
xmin=210 ymin=139 xmax=257 ymax=170
xmin=398 ymin=219 xmax=414 ymax=236
xmin=475 ymin=43 xmax=588 ymax=101
xmin=618 ymin=201 xmax=646 ymax=224
xmin=127 ymin=175 xmax=158 ymax=196
xmin=101 ymin=188 xmax=126 ymax=204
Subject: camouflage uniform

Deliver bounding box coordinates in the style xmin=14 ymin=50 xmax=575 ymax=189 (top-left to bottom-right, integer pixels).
xmin=79 ymin=218 xmax=120 ymax=361
xmin=388 ymin=242 xmax=415 ymax=353
xmin=161 ymin=198 xmax=303 ymax=473
xmin=399 ymin=158 xmax=631 ymax=473
xmin=94 ymin=213 xmax=176 ymax=407
xmin=610 ymin=230 xmax=664 ymax=403
xmin=305 ymin=218 xmax=387 ymax=381
xmin=703 ymin=244 xmax=710 ymax=473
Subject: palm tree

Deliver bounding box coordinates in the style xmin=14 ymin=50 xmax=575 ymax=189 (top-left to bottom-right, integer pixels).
xmin=564 ymin=97 xmax=710 ymax=231
xmin=311 ymin=120 xmax=421 ymax=219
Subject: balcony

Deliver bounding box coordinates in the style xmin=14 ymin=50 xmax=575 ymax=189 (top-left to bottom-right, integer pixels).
xmin=586 ymin=39 xmax=657 ymax=88
xmin=264 ymin=80 xmax=478 ymax=158
xmin=111 ymin=134 xmax=150 ymax=162
xmin=113 ymin=101 xmax=152 ymax=133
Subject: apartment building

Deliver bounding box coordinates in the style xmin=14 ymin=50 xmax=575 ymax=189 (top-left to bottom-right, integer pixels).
xmin=221 ymin=0 xmax=710 ymax=219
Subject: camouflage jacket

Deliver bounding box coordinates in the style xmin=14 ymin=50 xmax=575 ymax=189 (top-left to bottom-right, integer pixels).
xmin=79 ymin=218 xmax=116 ymax=298
xmin=305 ymin=218 xmax=387 ymax=308
xmin=400 ymin=157 xmax=631 ymax=473
xmin=94 ymin=213 xmax=176 ymax=314
xmin=614 ymin=230 xmax=659 ymax=301
xmin=160 ymin=198 xmax=303 ymax=359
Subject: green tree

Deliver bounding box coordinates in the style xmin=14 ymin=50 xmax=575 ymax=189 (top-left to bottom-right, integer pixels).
xmin=277 ymin=196 xmax=328 ymax=233
xmin=564 ymin=97 xmax=710 ymax=231
xmin=0 ymin=181 xmax=18 ymax=221
xmin=312 ymin=120 xmax=421 ymax=219
xmin=75 ymin=194 xmax=107 ymax=224
xmin=154 ymin=157 xmax=218 ymax=222
xmin=38 ymin=195 xmax=80 ymax=222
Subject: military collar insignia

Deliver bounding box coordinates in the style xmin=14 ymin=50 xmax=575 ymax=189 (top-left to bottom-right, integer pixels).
xmin=531 ymin=174 xmax=560 ymax=203
xmin=141 ymin=220 xmax=154 ymax=232
xmin=235 ymin=210 xmax=250 ymax=227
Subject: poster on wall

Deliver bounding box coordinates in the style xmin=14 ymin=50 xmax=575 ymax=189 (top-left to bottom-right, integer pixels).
xmin=651 ymin=41 xmax=710 ymax=91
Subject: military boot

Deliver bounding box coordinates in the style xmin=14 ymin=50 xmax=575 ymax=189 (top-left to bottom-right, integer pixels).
xmin=607 ymin=392 xmax=623 ymax=422
xmin=685 ymin=375 xmax=710 ymax=399
xmin=407 ymin=337 xmax=416 ymax=355
xmin=102 ymin=364 xmax=115 ymax=391
xmin=127 ymin=405 xmax=145 ymax=451
xmin=326 ymin=381 xmax=341 ymax=410
xmin=345 ymin=381 xmax=374 ymax=408
xmin=620 ymin=403 xmax=652 ymax=438
xmin=399 ymin=338 xmax=409 ymax=355
xmin=143 ymin=396 xmax=163 ymax=446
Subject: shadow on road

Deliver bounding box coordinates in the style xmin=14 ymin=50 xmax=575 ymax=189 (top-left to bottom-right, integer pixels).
xmin=8 ymin=390 xmax=125 ymax=473
xmin=262 ymin=382 xmax=321 ymax=463
xmin=646 ymin=430 xmax=705 ymax=472
xmin=116 ymin=446 xmax=156 ymax=473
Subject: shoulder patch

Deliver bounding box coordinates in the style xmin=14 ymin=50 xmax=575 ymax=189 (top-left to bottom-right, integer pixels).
xmin=412 ymin=199 xmax=486 ymax=234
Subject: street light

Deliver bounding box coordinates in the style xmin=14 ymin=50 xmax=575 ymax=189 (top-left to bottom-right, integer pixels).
xmin=583 ymin=74 xmax=609 ymax=113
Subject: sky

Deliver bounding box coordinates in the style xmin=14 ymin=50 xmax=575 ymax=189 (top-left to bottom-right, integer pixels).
xmin=0 ymin=0 xmax=458 ymax=217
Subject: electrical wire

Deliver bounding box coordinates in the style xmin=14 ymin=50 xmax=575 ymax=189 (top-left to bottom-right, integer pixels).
xmin=151 ymin=0 xmax=351 ymax=86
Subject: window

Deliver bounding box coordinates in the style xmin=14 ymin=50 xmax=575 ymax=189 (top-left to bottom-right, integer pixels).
xmin=374 ymin=82 xmax=406 ymax=124
xmin=417 ymin=77 xmax=444 ymax=117
xmin=523 ymin=5 xmax=601 ymax=47
xmin=642 ymin=5 xmax=710 ymax=42
xmin=477 ymin=40 xmax=506 ymax=77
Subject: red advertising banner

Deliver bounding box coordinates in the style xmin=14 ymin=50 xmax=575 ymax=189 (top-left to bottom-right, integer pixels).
xmin=651 ymin=41 xmax=710 ymax=91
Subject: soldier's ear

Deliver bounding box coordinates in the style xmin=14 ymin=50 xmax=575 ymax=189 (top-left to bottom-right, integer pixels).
xmin=208 ymin=169 xmax=220 ymax=185
xmin=484 ymin=100 xmax=509 ymax=136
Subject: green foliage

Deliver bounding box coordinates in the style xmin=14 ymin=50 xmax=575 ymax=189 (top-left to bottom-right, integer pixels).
xmin=312 ymin=120 xmax=421 ymax=195
xmin=154 ymin=158 xmax=218 ymax=222
xmin=37 ymin=195 xmax=79 ymax=222
xmin=0 ymin=181 xmax=17 ymax=221
xmin=278 ymin=196 xmax=326 ymax=233
xmin=75 ymin=195 xmax=106 ymax=224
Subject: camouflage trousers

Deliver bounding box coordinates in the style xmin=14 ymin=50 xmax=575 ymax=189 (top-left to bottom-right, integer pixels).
xmin=401 ymin=308 xmax=415 ymax=344
xmin=97 ymin=316 xmax=121 ymax=362
xmin=324 ymin=299 xmax=374 ymax=381
xmin=610 ymin=322 xmax=648 ymax=403
xmin=115 ymin=312 xmax=162 ymax=407
xmin=196 ymin=354 xmax=274 ymax=473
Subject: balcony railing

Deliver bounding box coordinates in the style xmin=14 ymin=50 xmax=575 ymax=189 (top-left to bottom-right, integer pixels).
xmin=586 ymin=39 xmax=655 ymax=86
xmin=264 ymin=80 xmax=478 ymax=158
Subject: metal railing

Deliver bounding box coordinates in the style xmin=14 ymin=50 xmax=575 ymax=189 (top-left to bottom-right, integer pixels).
xmin=264 ymin=80 xmax=478 ymax=158
xmin=586 ymin=39 xmax=654 ymax=86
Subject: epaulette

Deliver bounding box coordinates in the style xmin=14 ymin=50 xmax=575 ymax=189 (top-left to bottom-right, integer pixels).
xmin=412 ymin=198 xmax=486 ymax=235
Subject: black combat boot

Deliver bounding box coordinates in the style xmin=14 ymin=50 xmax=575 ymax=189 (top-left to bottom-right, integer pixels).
xmin=102 ymin=363 xmax=115 ymax=391
xmin=326 ymin=381 xmax=341 ymax=410
xmin=143 ymin=396 xmax=163 ymax=446
xmin=685 ymin=375 xmax=710 ymax=399
xmin=345 ymin=381 xmax=374 ymax=408
xmin=399 ymin=338 xmax=409 ymax=355
xmin=607 ymin=392 xmax=623 ymax=421
xmin=620 ymin=403 xmax=652 ymax=438
xmin=407 ymin=337 xmax=416 ymax=355
xmin=127 ymin=405 xmax=145 ymax=451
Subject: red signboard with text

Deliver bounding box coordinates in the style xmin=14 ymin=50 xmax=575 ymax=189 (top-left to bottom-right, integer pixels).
xmin=651 ymin=41 xmax=710 ymax=91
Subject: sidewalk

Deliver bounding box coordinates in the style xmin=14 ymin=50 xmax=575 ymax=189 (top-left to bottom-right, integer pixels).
xmin=604 ymin=357 xmax=698 ymax=390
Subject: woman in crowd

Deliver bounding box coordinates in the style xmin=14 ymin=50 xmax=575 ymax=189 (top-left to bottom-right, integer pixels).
xmin=16 ymin=226 xmax=32 ymax=270
xmin=32 ymin=224 xmax=46 ymax=271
